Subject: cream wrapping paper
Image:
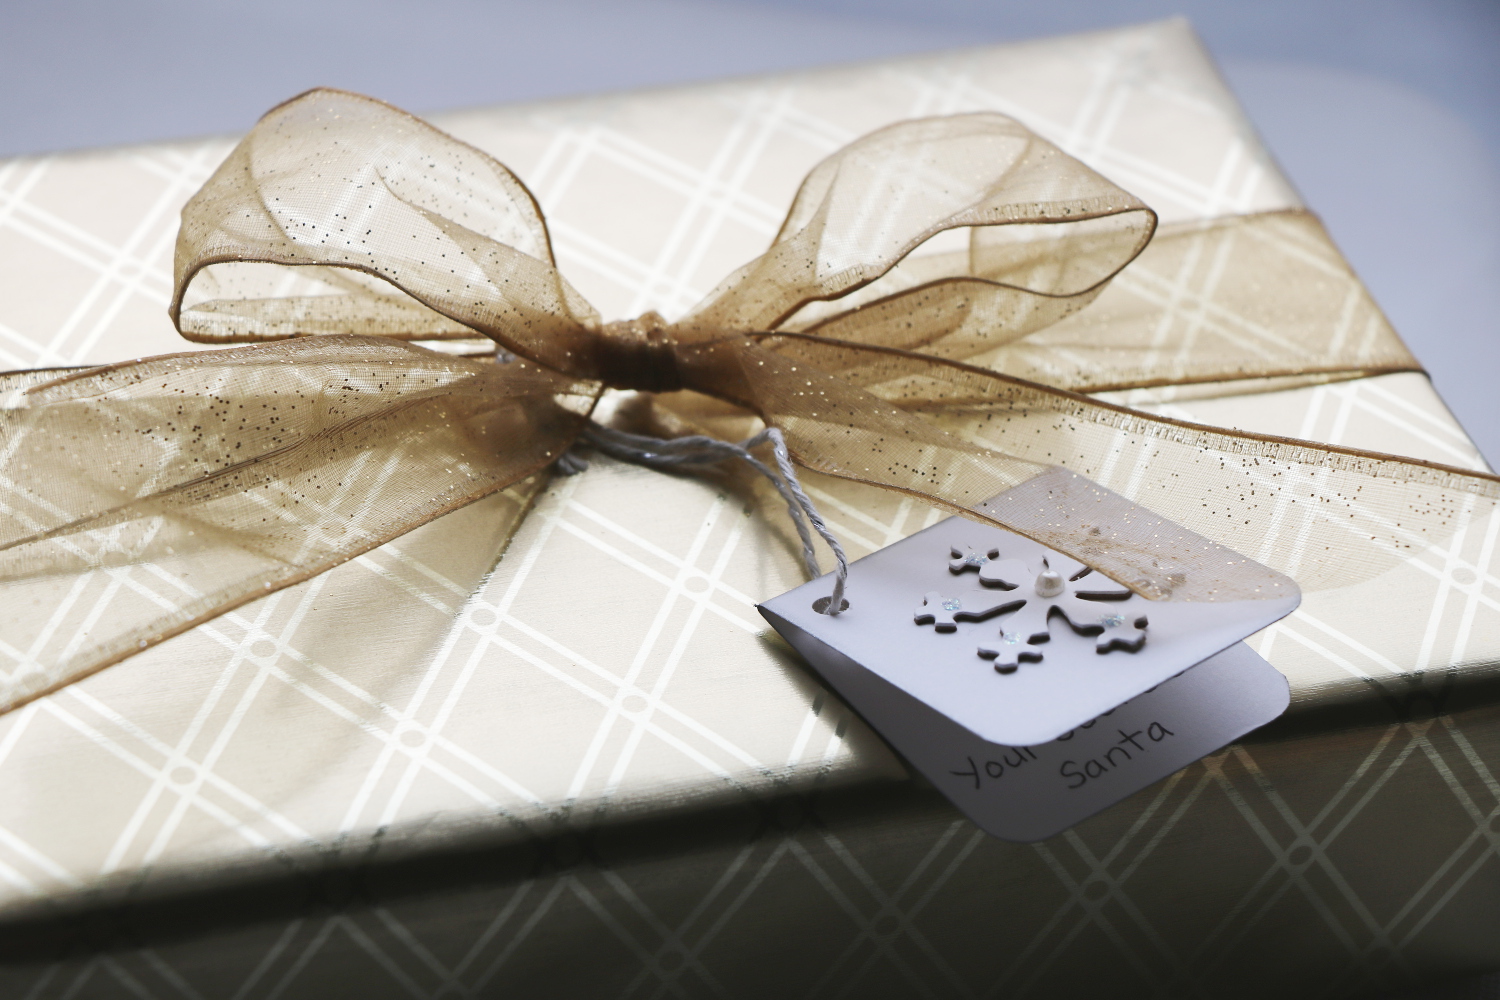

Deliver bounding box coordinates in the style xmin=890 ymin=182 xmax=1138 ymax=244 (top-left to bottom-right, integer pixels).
xmin=0 ymin=18 xmax=1497 ymax=999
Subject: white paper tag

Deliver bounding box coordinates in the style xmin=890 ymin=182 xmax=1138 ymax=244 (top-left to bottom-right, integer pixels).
xmin=759 ymin=614 xmax=1286 ymax=841
xmin=759 ymin=514 xmax=1297 ymax=747
xmin=757 ymin=513 xmax=1297 ymax=840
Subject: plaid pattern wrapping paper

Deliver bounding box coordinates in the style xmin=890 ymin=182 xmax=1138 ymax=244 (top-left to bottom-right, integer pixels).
xmin=0 ymin=18 xmax=1497 ymax=999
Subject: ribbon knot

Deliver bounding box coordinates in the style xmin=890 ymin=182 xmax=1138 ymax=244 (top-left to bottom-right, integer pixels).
xmin=595 ymin=311 xmax=686 ymax=393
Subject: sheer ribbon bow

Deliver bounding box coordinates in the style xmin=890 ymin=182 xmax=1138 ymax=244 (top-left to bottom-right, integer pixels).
xmin=2 ymin=89 xmax=1493 ymax=713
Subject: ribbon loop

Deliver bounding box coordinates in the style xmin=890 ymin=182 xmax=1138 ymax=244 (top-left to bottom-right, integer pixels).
xmin=681 ymin=113 xmax=1157 ymax=337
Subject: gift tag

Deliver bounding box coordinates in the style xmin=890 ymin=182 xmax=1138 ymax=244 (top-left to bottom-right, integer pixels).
xmin=758 ymin=617 xmax=1286 ymax=841
xmin=758 ymin=515 xmax=1298 ymax=748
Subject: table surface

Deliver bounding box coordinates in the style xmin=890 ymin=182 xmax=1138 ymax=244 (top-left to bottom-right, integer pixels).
xmin=1 ymin=4 xmax=1497 ymax=995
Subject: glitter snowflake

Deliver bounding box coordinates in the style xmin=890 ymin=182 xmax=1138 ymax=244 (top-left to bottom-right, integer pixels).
xmin=950 ymin=546 xmax=1148 ymax=674
xmin=913 ymin=589 xmax=1025 ymax=632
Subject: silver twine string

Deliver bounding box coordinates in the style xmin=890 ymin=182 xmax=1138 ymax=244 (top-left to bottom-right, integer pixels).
xmin=555 ymin=421 xmax=849 ymax=615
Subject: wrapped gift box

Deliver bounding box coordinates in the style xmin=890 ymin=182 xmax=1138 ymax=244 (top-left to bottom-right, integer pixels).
xmin=2 ymin=18 xmax=1498 ymax=999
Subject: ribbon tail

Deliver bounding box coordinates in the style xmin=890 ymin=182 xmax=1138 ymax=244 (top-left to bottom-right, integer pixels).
xmin=0 ymin=336 xmax=599 ymax=714
xmin=720 ymin=337 xmax=1499 ymax=602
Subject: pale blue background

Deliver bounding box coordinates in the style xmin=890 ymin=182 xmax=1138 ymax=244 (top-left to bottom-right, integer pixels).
xmin=0 ymin=1 xmax=1498 ymax=995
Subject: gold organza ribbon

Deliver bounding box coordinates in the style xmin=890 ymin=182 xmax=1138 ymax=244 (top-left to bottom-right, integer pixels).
xmin=1 ymin=89 xmax=1493 ymax=714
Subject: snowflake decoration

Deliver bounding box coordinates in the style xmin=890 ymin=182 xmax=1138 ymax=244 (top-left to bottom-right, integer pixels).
xmin=947 ymin=545 xmax=997 ymax=575
xmin=948 ymin=545 xmax=1149 ymax=674
xmin=913 ymin=590 xmax=1024 ymax=632
xmin=948 ymin=545 xmax=1030 ymax=591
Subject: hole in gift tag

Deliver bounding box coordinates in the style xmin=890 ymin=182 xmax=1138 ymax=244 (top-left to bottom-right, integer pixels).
xmin=812 ymin=596 xmax=850 ymax=614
